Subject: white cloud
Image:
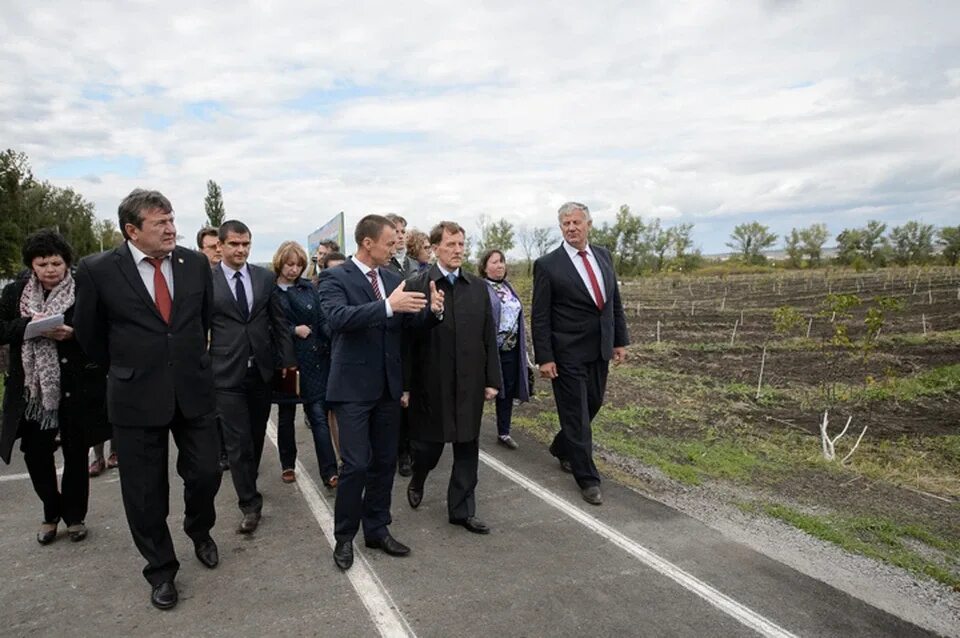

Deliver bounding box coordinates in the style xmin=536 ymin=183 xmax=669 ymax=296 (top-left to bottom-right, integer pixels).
xmin=1 ymin=0 xmax=958 ymax=259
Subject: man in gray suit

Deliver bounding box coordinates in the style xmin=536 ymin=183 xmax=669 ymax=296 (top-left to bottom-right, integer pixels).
xmin=210 ymin=220 xmax=296 ymax=533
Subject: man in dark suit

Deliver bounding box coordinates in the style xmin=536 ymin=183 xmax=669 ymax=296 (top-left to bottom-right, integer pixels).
xmin=318 ymin=214 xmax=443 ymax=571
xmin=210 ymin=220 xmax=296 ymax=534
xmin=74 ymin=189 xmax=222 ymax=610
xmin=531 ymin=201 xmax=629 ymax=506
xmin=382 ymin=213 xmax=416 ymax=477
xmin=404 ymin=221 xmax=501 ymax=534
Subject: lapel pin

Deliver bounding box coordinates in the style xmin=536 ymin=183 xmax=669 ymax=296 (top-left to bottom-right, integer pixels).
xmin=178 ymin=258 xmax=184 ymax=264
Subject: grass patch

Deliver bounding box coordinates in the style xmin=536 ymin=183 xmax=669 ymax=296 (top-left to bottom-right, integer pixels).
xmin=763 ymin=504 xmax=960 ymax=590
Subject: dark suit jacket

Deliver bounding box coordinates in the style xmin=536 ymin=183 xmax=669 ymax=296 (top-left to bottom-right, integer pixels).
xmin=74 ymin=243 xmax=216 ymax=427
xmin=403 ymin=265 xmax=500 ymax=443
xmin=317 ymin=261 xmax=410 ymax=403
xmin=531 ymin=244 xmax=629 ymax=365
xmin=209 ymin=263 xmax=296 ymax=389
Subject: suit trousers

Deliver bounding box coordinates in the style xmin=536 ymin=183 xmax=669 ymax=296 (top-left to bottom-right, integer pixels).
xmin=410 ymin=438 xmax=479 ymax=521
xmin=332 ymin=396 xmax=400 ymax=543
xmin=113 ymin=408 xmax=221 ymax=586
xmin=549 ymin=358 xmax=608 ymax=488
xmin=20 ymin=423 xmax=88 ymax=525
xmin=216 ymin=367 xmax=271 ymax=514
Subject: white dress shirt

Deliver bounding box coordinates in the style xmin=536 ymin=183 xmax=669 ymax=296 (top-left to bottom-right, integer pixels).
xmin=436 ymin=264 xmax=460 ymax=281
xmin=563 ymin=241 xmax=607 ymax=306
xmin=352 ymin=257 xmax=393 ymax=317
xmin=128 ymin=241 xmax=175 ymax=300
xmin=220 ymin=261 xmax=254 ymax=313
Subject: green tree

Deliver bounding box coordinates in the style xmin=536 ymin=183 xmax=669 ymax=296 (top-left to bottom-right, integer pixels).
xmin=835 ymin=220 xmax=889 ymax=267
xmin=726 ymin=222 xmax=777 ymax=264
xmin=476 ymin=215 xmax=515 ymax=254
xmin=890 ymin=220 xmax=935 ymax=265
xmin=204 ymin=180 xmax=226 ymax=227
xmin=938 ymin=226 xmax=960 ymax=266
xmin=800 ymin=223 xmax=829 ymax=266
xmin=0 ymin=149 xmax=98 ymax=276
xmin=784 ymin=229 xmax=804 ymax=268
xmin=94 ymin=218 xmax=123 ymax=251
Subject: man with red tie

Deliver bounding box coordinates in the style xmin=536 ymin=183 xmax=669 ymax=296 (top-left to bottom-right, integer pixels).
xmin=74 ymin=189 xmax=222 ymax=611
xmin=531 ymin=202 xmax=629 ymax=506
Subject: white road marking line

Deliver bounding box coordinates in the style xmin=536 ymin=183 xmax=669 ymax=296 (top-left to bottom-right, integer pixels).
xmin=479 ymin=450 xmax=798 ymax=638
xmin=265 ymin=419 xmax=416 ymax=638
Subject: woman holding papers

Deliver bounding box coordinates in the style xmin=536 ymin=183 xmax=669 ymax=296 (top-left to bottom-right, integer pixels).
xmin=0 ymin=229 xmax=109 ymax=545
xmin=270 ymin=241 xmax=339 ymax=488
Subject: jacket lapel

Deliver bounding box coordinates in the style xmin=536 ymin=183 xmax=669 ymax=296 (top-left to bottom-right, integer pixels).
xmin=345 ymin=261 xmax=377 ymax=303
xmin=248 ymin=266 xmax=270 ymax=317
xmin=555 ymin=246 xmax=597 ymax=308
xmin=169 ymin=247 xmax=188 ymax=323
xmin=114 ymin=243 xmax=164 ymax=323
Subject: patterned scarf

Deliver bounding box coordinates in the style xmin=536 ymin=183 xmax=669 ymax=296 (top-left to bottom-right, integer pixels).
xmin=19 ymin=271 xmax=75 ymax=430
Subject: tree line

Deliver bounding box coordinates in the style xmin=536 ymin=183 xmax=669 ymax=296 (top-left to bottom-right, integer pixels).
xmin=0 ymin=149 xmax=229 ymax=279
xmin=3 ymin=148 xmax=958 ymax=279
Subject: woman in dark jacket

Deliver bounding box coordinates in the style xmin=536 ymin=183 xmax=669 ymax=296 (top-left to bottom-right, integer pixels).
xmin=479 ymin=249 xmax=530 ymax=449
xmin=0 ymin=229 xmax=109 ymax=544
xmin=271 ymin=241 xmax=338 ymax=487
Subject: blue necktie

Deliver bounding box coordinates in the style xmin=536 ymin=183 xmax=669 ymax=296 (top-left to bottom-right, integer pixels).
xmin=446 ymin=273 xmax=456 ymax=287
xmin=234 ymin=271 xmax=250 ymax=321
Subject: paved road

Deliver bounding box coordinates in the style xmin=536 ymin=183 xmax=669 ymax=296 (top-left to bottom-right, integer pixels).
xmin=0 ymin=412 xmax=940 ymax=637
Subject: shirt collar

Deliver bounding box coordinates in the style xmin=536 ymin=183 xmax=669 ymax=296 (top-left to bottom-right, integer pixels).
xmin=563 ymin=241 xmax=593 ymax=258
xmin=351 ymin=256 xmax=376 ymax=276
xmin=436 ymin=263 xmax=460 ymax=279
xmin=220 ymin=261 xmax=249 ymax=279
xmin=128 ymin=240 xmax=169 ymax=264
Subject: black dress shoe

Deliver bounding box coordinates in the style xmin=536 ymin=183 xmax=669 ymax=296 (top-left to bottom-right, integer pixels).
xmin=397 ymin=454 xmax=413 ymax=477
xmin=36 ymin=522 xmax=58 ymax=545
xmin=238 ymin=512 xmax=261 ymax=534
xmin=559 ymin=458 xmax=573 ymax=473
xmin=218 ymin=455 xmax=230 ymax=472
xmin=407 ymin=481 xmax=423 ymax=509
xmin=449 ymin=516 xmax=491 ymax=534
xmin=364 ymin=534 xmax=410 ymax=556
xmin=333 ymin=540 xmax=354 ymax=571
xmin=195 ymin=538 xmax=219 ymax=568
xmin=581 ymin=485 xmax=603 ymax=505
xmin=151 ymin=580 xmax=178 ymax=610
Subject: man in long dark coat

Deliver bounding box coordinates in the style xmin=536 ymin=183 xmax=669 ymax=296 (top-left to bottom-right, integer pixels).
xmin=404 ymin=221 xmax=501 ymax=534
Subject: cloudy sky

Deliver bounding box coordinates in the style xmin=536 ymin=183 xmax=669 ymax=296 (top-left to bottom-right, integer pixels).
xmin=2 ymin=1 xmax=958 ymax=261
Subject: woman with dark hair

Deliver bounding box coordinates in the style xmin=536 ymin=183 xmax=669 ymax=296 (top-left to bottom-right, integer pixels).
xmin=479 ymin=249 xmax=530 ymax=449
xmin=271 ymin=241 xmax=339 ymax=488
xmin=0 ymin=229 xmax=109 ymax=544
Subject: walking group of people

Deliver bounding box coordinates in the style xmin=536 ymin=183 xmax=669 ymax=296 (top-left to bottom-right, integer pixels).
xmin=0 ymin=191 xmax=628 ymax=610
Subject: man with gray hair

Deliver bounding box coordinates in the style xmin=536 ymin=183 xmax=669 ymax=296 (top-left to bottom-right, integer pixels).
xmin=531 ymin=201 xmax=629 ymax=505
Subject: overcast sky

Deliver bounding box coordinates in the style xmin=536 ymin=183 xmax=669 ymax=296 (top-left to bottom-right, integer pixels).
xmin=2 ymin=1 xmax=958 ymax=261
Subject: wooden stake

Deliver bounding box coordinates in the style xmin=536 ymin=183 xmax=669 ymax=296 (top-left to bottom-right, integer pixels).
xmin=656 ymin=320 xmax=661 ymax=343
xmin=730 ymin=320 xmax=739 ymax=346
xmin=756 ymin=345 xmax=767 ymax=400
xmin=806 ymin=317 xmax=813 ymax=338
xmin=922 ymin=314 xmax=927 ymax=335
xmin=720 ymin=296 xmax=726 ymax=312
xmin=740 ymin=309 xmax=744 ymax=325
xmin=928 ymin=288 xmax=933 ymax=304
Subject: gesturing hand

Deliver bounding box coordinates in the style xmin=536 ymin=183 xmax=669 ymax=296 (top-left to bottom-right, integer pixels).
xmin=429 ymin=280 xmax=445 ymax=314
xmin=386 ymin=280 xmax=428 ymax=313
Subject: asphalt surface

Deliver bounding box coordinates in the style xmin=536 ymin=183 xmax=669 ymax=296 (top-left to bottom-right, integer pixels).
xmin=0 ymin=410 xmax=942 ymax=637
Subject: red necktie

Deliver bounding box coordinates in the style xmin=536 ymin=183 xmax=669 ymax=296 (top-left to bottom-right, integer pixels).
xmin=146 ymin=257 xmax=172 ymax=324
xmin=367 ymin=270 xmax=383 ymax=300
xmin=577 ymin=250 xmax=604 ymax=312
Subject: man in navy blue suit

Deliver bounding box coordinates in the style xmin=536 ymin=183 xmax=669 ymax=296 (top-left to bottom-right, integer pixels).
xmin=318 ymin=214 xmax=444 ymax=571
xmin=531 ymin=202 xmax=629 ymax=506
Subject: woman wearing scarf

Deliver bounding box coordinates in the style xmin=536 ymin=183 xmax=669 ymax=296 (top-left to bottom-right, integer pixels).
xmin=0 ymin=229 xmax=109 ymax=544
xmin=479 ymin=249 xmax=531 ymax=449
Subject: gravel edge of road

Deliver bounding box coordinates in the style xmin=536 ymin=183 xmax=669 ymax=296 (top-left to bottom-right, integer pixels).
xmin=599 ymin=449 xmax=960 ymax=638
